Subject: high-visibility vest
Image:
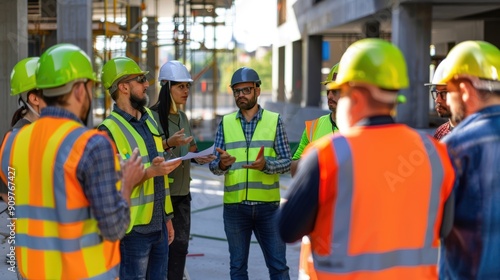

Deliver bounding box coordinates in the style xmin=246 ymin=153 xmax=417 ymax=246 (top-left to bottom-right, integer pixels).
xmin=308 ymin=125 xmax=455 ymax=280
xmin=300 ymin=113 xmax=337 ymax=280
xmin=305 ymin=114 xmax=337 ymax=142
xmin=0 ymin=117 xmax=121 ymax=279
xmin=100 ymin=107 xmax=173 ymax=233
xmin=222 ymin=110 xmax=280 ymax=203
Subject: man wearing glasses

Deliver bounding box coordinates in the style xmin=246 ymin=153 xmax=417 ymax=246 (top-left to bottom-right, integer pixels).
xmin=425 ymin=59 xmax=457 ymax=140
xmin=209 ymin=67 xmax=291 ymax=280
xmin=99 ymin=57 xmax=181 ymax=279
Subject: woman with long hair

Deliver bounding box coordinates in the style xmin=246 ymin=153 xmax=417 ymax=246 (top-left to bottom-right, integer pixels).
xmin=150 ymin=60 xmax=214 ymax=280
xmin=9 ymin=57 xmax=46 ymax=128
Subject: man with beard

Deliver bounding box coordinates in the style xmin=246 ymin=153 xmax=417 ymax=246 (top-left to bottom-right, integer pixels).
xmin=437 ymin=41 xmax=500 ymax=279
xmin=209 ymin=67 xmax=292 ymax=280
xmin=425 ymin=59 xmax=457 ymax=140
xmin=291 ymin=63 xmax=339 ymax=176
xmin=0 ymin=44 xmax=146 ymax=279
xmin=99 ymin=57 xmax=182 ymax=279
xmin=277 ymin=38 xmax=456 ymax=279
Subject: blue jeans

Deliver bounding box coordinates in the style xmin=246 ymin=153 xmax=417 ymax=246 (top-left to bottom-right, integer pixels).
xmin=223 ymin=203 xmax=290 ymax=280
xmin=120 ymin=222 xmax=169 ymax=280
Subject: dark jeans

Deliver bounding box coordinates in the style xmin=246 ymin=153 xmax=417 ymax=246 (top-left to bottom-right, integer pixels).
xmin=223 ymin=203 xmax=290 ymax=280
xmin=168 ymin=194 xmax=191 ymax=280
xmin=120 ymin=222 xmax=169 ymax=280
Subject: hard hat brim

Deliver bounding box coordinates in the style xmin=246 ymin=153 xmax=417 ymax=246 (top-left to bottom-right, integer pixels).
xmin=424 ymin=82 xmax=446 ymax=86
xmin=326 ymin=81 xmax=341 ymax=90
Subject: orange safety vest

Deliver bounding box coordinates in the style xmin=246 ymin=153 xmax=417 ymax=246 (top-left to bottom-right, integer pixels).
xmin=0 ymin=117 xmax=121 ymax=279
xmin=308 ymin=125 xmax=455 ymax=280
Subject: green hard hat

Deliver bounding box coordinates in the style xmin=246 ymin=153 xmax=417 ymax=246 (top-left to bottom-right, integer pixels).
xmin=36 ymin=43 xmax=97 ymax=96
xmin=321 ymin=63 xmax=339 ymax=85
xmin=438 ymin=40 xmax=500 ymax=84
xmin=10 ymin=57 xmax=39 ymax=96
xmin=328 ymin=38 xmax=409 ymax=91
xmin=101 ymin=57 xmax=149 ymax=90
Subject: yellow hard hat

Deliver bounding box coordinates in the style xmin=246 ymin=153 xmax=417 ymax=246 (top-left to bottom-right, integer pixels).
xmin=424 ymin=59 xmax=448 ymax=87
xmin=328 ymin=38 xmax=409 ymax=90
xmin=438 ymin=40 xmax=500 ymax=84
xmin=321 ymin=63 xmax=339 ymax=85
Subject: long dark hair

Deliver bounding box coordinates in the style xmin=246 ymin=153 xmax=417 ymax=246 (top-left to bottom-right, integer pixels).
xmin=10 ymin=90 xmax=42 ymax=127
xmin=151 ymin=81 xmax=180 ymax=138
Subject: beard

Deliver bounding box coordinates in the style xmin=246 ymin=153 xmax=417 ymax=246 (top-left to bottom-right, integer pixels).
xmin=130 ymin=92 xmax=148 ymax=110
xmin=451 ymin=101 xmax=466 ymax=125
xmin=236 ymin=95 xmax=257 ymax=110
xmin=81 ymin=88 xmax=92 ymax=126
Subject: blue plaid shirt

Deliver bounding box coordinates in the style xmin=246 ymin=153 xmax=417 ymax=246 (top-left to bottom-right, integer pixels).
xmin=209 ymin=105 xmax=291 ymax=177
xmin=42 ymin=107 xmax=130 ymax=241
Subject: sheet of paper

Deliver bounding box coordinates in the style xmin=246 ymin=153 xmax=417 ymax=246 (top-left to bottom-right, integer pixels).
xmin=167 ymin=144 xmax=215 ymax=162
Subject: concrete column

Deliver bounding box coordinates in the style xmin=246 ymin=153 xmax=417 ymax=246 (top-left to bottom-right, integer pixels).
xmin=291 ymin=40 xmax=303 ymax=105
xmin=127 ymin=6 xmax=141 ymax=63
xmin=57 ymin=0 xmax=92 ymax=54
xmin=41 ymin=0 xmax=57 ymax=52
xmin=146 ymin=17 xmax=158 ymax=105
xmin=303 ymin=35 xmax=322 ymax=107
xmin=277 ymin=46 xmax=286 ymax=102
xmin=0 ymin=0 xmax=28 ymax=136
xmin=392 ymin=3 xmax=431 ymax=128
xmin=58 ymin=0 xmax=93 ymax=127
xmin=484 ymin=20 xmax=500 ymax=49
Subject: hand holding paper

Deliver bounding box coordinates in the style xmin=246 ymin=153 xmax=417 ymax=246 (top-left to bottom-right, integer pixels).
xmin=167 ymin=144 xmax=216 ymax=162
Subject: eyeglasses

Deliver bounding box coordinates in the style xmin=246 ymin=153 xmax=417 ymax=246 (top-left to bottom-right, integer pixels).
xmin=430 ymin=89 xmax=448 ymax=100
xmin=122 ymin=75 xmax=148 ymax=84
xmin=232 ymin=87 xmax=254 ymax=97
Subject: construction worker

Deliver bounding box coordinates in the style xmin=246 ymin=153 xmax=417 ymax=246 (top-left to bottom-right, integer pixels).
xmin=209 ymin=67 xmax=291 ymax=280
xmin=289 ymin=63 xmax=339 ymax=280
xmin=0 ymin=43 xmax=145 ymax=279
xmin=437 ymin=40 xmax=500 ymax=279
xmin=0 ymin=57 xmax=47 ymax=203
xmin=425 ymin=59 xmax=456 ymax=140
xmin=291 ymin=63 xmax=339 ymax=176
xmin=150 ymin=60 xmax=215 ymax=280
xmin=277 ymin=38 xmax=456 ymax=279
xmin=99 ymin=57 xmax=181 ymax=279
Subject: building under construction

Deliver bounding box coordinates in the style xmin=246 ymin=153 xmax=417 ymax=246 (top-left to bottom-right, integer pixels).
xmin=2 ymin=0 xmax=500 ymax=142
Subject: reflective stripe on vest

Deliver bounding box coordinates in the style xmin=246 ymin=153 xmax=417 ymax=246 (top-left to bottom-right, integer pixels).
xmin=100 ymin=107 xmax=173 ymax=233
xmin=222 ymin=110 xmax=280 ymax=203
xmin=305 ymin=114 xmax=336 ymax=142
xmin=313 ymin=132 xmax=446 ymax=276
xmin=0 ymin=118 xmax=120 ymax=279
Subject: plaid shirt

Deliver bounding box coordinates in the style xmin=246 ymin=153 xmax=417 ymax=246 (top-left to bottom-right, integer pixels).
xmin=209 ymin=105 xmax=291 ymax=177
xmin=42 ymin=107 xmax=130 ymax=241
xmin=433 ymin=120 xmax=453 ymax=140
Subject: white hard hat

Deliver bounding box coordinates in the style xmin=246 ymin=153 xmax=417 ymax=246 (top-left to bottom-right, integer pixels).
xmin=425 ymin=58 xmax=447 ymax=86
xmin=159 ymin=60 xmax=193 ymax=82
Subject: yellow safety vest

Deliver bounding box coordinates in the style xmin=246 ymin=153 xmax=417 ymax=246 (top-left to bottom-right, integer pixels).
xmin=0 ymin=117 xmax=120 ymax=279
xmin=100 ymin=107 xmax=173 ymax=233
xmin=222 ymin=110 xmax=280 ymax=203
